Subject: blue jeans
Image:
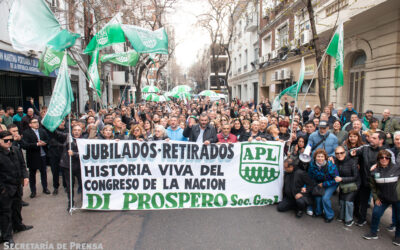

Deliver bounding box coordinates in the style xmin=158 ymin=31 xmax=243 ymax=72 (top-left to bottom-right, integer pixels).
xmin=370 ymin=201 xmax=400 ymax=237
xmin=339 ymin=200 xmax=354 ymax=222
xmin=315 ymin=185 xmax=337 ymax=219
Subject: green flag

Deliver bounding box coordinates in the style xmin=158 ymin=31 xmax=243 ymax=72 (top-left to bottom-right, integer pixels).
xmin=272 ymin=57 xmax=305 ymax=111
xmin=84 ymin=15 xmax=126 ymax=54
xmin=38 ymin=47 xmax=76 ymax=76
xmin=122 ymin=25 xmax=168 ymax=54
xmin=88 ymin=50 xmax=102 ymax=97
xmin=326 ymin=23 xmax=344 ymax=89
xmin=41 ymin=53 xmax=74 ymax=132
xmin=8 ymin=0 xmax=78 ymax=51
xmin=101 ymin=51 xmax=139 ymax=66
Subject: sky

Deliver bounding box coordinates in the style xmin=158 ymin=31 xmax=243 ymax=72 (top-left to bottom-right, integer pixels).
xmin=167 ymin=0 xmax=211 ymax=70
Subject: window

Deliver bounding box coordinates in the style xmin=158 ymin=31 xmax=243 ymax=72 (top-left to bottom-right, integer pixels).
xmin=278 ymin=25 xmax=289 ymax=48
xmin=300 ymin=80 xmax=316 ymax=93
xmin=262 ymin=35 xmax=272 ymax=55
xmin=245 ymin=49 xmax=248 ymax=66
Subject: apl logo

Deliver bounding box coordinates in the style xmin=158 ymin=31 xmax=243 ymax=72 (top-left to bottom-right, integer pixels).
xmin=45 ymin=51 xmax=60 ymax=66
xmin=96 ymin=30 xmax=109 ymax=46
xmin=116 ymin=56 xmax=128 ymax=62
xmin=239 ymin=143 xmax=281 ymax=184
xmin=47 ymin=91 xmax=67 ymax=117
xmin=137 ymin=28 xmax=157 ymax=49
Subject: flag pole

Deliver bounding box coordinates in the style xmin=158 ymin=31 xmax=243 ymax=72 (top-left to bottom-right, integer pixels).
xmin=68 ymin=113 xmax=74 ymax=215
xmin=67 ymin=49 xmax=106 ymax=109
xmin=299 ymin=23 xmax=341 ymax=107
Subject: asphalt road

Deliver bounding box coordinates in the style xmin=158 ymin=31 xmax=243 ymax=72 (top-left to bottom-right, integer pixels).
xmin=8 ymin=170 xmax=398 ymax=250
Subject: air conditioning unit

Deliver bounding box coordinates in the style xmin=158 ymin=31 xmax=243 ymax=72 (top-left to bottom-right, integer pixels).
xmin=271 ymin=50 xmax=278 ymax=59
xmin=276 ymin=70 xmax=282 ymax=80
xmin=281 ymin=68 xmax=291 ymax=79
xmin=301 ymin=32 xmax=310 ymax=45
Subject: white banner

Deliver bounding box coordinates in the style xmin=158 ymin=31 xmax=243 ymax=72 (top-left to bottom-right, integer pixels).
xmin=76 ymin=140 xmax=284 ymax=210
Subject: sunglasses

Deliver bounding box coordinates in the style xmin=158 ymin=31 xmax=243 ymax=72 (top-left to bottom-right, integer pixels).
xmin=379 ymin=156 xmax=390 ymax=160
xmin=2 ymin=138 xmax=14 ymax=143
xmin=335 ymin=151 xmax=345 ymax=155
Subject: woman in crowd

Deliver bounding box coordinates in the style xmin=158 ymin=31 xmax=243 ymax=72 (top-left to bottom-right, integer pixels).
xmin=343 ymin=130 xmax=365 ymax=151
xmin=289 ymin=136 xmax=307 ymax=171
xmin=267 ymin=125 xmax=280 ymax=141
xmin=331 ymin=120 xmax=348 ymax=145
xmin=334 ymin=146 xmax=359 ymax=226
xmin=307 ymin=148 xmax=339 ymax=222
xmin=98 ymin=125 xmax=114 ymax=140
xmin=278 ymin=121 xmax=290 ymax=141
xmin=143 ymin=120 xmax=154 ymax=138
xmin=363 ymin=149 xmax=400 ymax=246
xmin=129 ymin=124 xmax=146 ymax=141
xmin=230 ymin=119 xmax=243 ymax=137
xmin=149 ymin=125 xmax=170 ymax=141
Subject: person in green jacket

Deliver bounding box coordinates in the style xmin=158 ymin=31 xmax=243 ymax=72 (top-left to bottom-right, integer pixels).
xmin=379 ymin=109 xmax=400 ymax=146
xmin=363 ymin=110 xmax=373 ymax=129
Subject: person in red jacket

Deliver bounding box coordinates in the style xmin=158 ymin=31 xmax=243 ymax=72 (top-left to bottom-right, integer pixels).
xmin=217 ymin=124 xmax=237 ymax=143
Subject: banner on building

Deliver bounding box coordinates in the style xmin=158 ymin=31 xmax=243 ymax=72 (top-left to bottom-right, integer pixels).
xmin=76 ymin=140 xmax=284 ymax=210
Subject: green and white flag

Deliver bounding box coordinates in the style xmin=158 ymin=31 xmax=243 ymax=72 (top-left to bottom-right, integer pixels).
xmin=272 ymin=57 xmax=305 ymax=111
xmin=326 ymin=23 xmax=344 ymax=89
xmin=39 ymin=47 xmax=76 ymax=76
xmin=84 ymin=14 xmax=126 ymax=54
xmin=101 ymin=51 xmax=139 ymax=67
xmin=88 ymin=50 xmax=102 ymax=98
xmin=122 ymin=25 xmax=168 ymax=54
xmin=8 ymin=0 xmax=79 ymax=51
xmin=42 ymin=53 xmax=74 ymax=132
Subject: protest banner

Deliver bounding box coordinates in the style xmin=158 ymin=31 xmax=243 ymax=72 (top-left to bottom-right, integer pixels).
xmin=76 ymin=140 xmax=284 ymax=210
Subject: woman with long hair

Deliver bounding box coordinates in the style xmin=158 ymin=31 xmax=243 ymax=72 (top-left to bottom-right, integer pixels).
xmin=99 ymin=125 xmax=114 ymax=140
xmin=143 ymin=120 xmax=154 ymax=139
xmin=331 ymin=120 xmax=348 ymax=145
xmin=343 ymin=130 xmax=365 ymax=151
xmin=231 ymin=119 xmax=243 ymax=137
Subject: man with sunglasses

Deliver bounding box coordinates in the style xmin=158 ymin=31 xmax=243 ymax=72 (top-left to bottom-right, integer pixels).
xmin=0 ymin=131 xmax=33 ymax=245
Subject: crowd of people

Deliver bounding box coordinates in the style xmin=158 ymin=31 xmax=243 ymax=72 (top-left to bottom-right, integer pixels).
xmin=0 ymin=96 xmax=400 ymax=246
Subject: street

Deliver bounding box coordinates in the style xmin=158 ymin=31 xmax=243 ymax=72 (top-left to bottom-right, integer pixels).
xmin=10 ymin=170 xmax=397 ymax=250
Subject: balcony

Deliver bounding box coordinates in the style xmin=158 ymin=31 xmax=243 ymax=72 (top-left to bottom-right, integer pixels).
xmin=245 ymin=15 xmax=257 ymax=32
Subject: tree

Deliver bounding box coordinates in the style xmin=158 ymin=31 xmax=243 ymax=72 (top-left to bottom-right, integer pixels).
xmin=197 ymin=0 xmax=238 ymax=100
xmin=188 ymin=49 xmax=209 ymax=92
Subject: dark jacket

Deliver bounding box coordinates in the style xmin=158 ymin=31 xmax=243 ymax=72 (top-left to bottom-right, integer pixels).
xmin=183 ymin=124 xmax=218 ymax=143
xmin=370 ymin=163 xmax=400 ymax=203
xmin=302 ymin=110 xmax=312 ymax=123
xmin=59 ymin=137 xmax=81 ymax=171
xmin=340 ymin=108 xmax=357 ymax=125
xmin=22 ymin=127 xmax=49 ymax=169
xmin=46 ymin=127 xmax=68 ymax=158
xmin=354 ymin=145 xmax=387 ymax=187
xmin=335 ymin=155 xmax=359 ymax=200
xmin=283 ymin=167 xmax=315 ymax=200
xmin=0 ymin=146 xmax=28 ymax=196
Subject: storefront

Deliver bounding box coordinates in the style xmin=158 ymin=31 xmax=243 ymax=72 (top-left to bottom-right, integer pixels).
xmin=0 ymin=49 xmax=81 ymax=113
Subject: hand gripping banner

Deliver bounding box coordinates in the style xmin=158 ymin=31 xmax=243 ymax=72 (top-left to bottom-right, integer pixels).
xmin=76 ymin=140 xmax=284 ymax=210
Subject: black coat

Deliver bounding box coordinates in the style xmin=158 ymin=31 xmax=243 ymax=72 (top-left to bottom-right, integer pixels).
xmin=46 ymin=127 xmax=68 ymax=158
xmin=282 ymin=168 xmax=315 ymax=201
xmin=0 ymin=146 xmax=28 ymax=196
xmin=335 ymin=155 xmax=359 ymax=200
xmin=59 ymin=137 xmax=81 ymax=171
xmin=354 ymin=145 xmax=387 ymax=187
xmin=183 ymin=124 xmax=218 ymax=143
xmin=22 ymin=128 xmax=49 ymax=169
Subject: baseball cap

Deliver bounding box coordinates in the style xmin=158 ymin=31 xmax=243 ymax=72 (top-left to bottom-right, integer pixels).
xmin=319 ymin=121 xmax=329 ymax=128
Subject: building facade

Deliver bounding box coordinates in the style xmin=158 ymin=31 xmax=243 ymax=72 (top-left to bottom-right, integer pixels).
xmin=257 ymin=0 xmax=400 ymax=116
xmin=229 ymin=1 xmax=260 ymax=103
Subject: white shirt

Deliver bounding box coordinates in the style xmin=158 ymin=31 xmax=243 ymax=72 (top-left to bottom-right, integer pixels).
xmin=196 ymin=128 xmax=205 ymax=143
